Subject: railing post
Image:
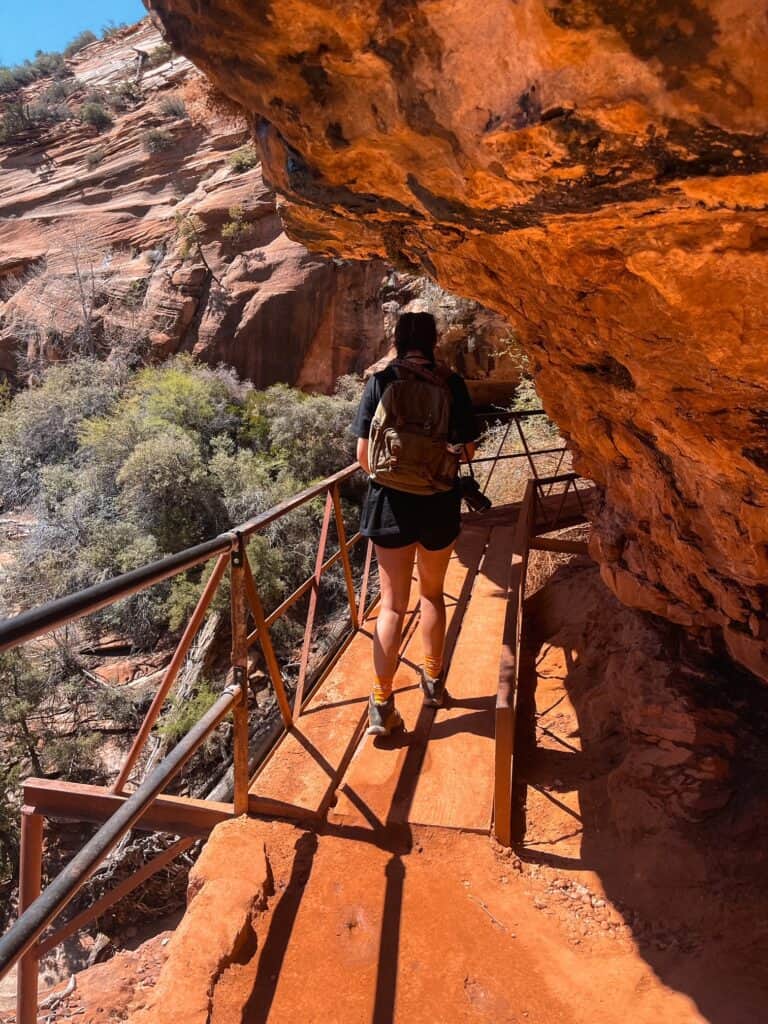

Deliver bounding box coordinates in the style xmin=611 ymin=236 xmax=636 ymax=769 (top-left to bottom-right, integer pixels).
xmin=330 ymin=483 xmax=359 ymax=631
xmin=16 ymin=807 xmax=43 ymax=1024
xmin=230 ymin=535 xmax=250 ymax=817
xmin=295 ymin=489 xmax=334 ymax=712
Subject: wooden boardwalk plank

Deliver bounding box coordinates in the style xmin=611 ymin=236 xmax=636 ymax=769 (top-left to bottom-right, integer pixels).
xmin=408 ymin=525 xmax=515 ymax=832
xmin=249 ymin=580 xmax=422 ymax=822
xmin=328 ymin=527 xmax=490 ymax=832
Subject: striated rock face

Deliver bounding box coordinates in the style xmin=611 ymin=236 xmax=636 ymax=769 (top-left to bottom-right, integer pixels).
xmin=0 ymin=22 xmax=390 ymax=390
xmin=145 ymin=0 xmax=768 ymax=679
xmin=0 ymin=20 xmax=521 ymax=394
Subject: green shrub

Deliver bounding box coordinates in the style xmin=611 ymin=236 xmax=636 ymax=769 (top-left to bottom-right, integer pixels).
xmin=0 ymin=103 xmax=28 ymax=141
xmin=108 ymin=79 xmax=142 ymax=110
xmin=116 ymin=428 xmax=224 ymax=551
xmin=221 ymin=203 xmax=252 ymax=241
xmin=146 ymin=44 xmax=173 ymax=68
xmin=80 ymin=101 xmax=112 ymax=131
xmin=227 ymin=143 xmax=258 ymax=173
xmin=142 ymin=127 xmax=174 ymax=153
xmin=26 ymin=100 xmax=72 ymax=125
xmin=0 ymin=51 xmax=68 ymax=96
xmin=101 ymin=21 xmax=128 ymax=40
xmin=64 ymin=30 xmax=98 ymax=58
xmin=156 ymin=679 xmax=219 ymax=744
xmin=0 ymin=358 xmax=127 ymax=509
xmin=41 ymin=79 xmax=78 ymax=103
xmin=158 ymin=94 xmax=187 ymax=118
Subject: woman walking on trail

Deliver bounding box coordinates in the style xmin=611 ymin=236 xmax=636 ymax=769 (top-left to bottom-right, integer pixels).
xmin=351 ymin=312 xmax=478 ymax=737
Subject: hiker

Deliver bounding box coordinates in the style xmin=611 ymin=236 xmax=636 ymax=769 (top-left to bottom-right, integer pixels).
xmin=351 ymin=312 xmax=479 ymax=737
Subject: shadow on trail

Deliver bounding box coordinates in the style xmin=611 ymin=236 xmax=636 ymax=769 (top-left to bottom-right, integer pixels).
xmin=241 ymin=831 xmax=320 ymax=1024
xmin=514 ymin=561 xmax=768 ymax=1024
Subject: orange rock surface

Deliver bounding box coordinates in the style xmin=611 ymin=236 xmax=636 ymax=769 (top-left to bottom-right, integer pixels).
xmin=144 ymin=0 xmax=768 ymax=678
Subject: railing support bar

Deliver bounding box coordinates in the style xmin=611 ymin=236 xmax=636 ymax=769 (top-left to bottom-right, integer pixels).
xmin=331 ymin=484 xmax=359 ymax=631
xmin=113 ymin=551 xmax=230 ymax=794
xmin=230 ymin=538 xmax=250 ymax=816
xmin=16 ymin=807 xmax=43 ymax=1024
xmin=294 ymin=490 xmax=333 ymax=713
xmin=241 ymin=556 xmax=292 ymax=728
xmin=358 ymin=539 xmax=374 ymax=624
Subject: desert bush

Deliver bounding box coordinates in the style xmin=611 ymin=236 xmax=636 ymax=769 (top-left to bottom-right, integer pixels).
xmin=0 ymin=103 xmax=28 ymax=141
xmin=155 ymin=678 xmax=219 ymax=745
xmin=108 ymin=79 xmax=142 ymax=110
xmin=146 ymin=44 xmax=173 ymax=68
xmin=158 ymin=94 xmax=187 ymax=118
xmin=0 ymin=50 xmax=68 ymax=97
xmin=0 ymin=358 xmax=128 ymax=508
xmin=26 ymin=100 xmax=72 ymax=124
xmin=227 ymin=143 xmax=258 ymax=173
xmin=41 ymin=79 xmax=78 ymax=103
xmin=117 ymin=429 xmax=225 ymax=551
xmin=101 ymin=21 xmax=128 ymax=40
xmin=245 ymin=379 xmax=360 ymax=481
xmin=221 ymin=203 xmax=252 ymax=241
xmin=80 ymin=101 xmax=112 ymax=131
xmin=142 ymin=127 xmax=174 ymax=153
xmin=64 ymin=30 xmax=98 ymax=58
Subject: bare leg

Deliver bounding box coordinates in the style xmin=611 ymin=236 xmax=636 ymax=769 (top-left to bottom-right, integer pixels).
xmin=416 ymin=542 xmax=454 ymax=667
xmin=373 ymin=543 xmax=417 ymax=684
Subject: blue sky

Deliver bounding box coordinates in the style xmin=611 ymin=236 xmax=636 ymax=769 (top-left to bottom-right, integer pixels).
xmin=1 ymin=0 xmax=147 ymax=66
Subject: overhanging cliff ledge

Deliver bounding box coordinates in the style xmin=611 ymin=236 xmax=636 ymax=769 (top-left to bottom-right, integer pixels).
xmin=145 ymin=0 xmax=768 ymax=680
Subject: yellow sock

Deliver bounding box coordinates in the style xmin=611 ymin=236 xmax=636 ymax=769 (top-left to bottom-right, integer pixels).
xmin=424 ymin=654 xmax=443 ymax=679
xmin=373 ymin=675 xmax=393 ymax=704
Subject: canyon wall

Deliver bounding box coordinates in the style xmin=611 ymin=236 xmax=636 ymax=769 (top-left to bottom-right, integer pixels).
xmin=0 ymin=22 xmax=390 ymax=390
xmin=0 ymin=21 xmax=519 ymax=394
xmin=145 ymin=0 xmax=768 ymax=680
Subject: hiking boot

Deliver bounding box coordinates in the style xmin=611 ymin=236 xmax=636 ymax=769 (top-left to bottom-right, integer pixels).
xmin=420 ymin=667 xmax=446 ymax=707
xmin=366 ymin=694 xmax=403 ymax=737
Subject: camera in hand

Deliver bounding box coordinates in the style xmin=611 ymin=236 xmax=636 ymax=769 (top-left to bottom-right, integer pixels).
xmin=458 ymin=474 xmax=492 ymax=513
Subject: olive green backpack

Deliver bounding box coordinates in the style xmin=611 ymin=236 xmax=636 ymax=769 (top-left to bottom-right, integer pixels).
xmin=368 ymin=360 xmax=459 ymax=495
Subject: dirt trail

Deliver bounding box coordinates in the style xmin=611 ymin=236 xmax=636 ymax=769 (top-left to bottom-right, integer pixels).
xmin=209 ymin=822 xmax=705 ymax=1024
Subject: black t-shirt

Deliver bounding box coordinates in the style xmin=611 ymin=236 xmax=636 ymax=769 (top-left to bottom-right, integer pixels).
xmin=350 ymin=362 xmax=480 ymax=545
xmin=350 ymin=364 xmax=478 ymax=446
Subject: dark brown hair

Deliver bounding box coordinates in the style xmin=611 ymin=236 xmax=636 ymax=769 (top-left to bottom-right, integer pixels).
xmin=394 ymin=312 xmax=437 ymax=359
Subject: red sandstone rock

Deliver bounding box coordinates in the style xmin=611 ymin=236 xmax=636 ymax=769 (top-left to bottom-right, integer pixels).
xmin=144 ymin=0 xmax=768 ymax=679
xmin=128 ymin=817 xmax=271 ymax=1024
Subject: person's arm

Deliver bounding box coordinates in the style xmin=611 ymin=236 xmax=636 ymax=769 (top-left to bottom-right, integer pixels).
xmin=449 ymin=374 xmax=480 ymax=462
xmin=357 ymin=437 xmax=370 ymax=474
xmin=350 ymin=376 xmax=379 ymax=475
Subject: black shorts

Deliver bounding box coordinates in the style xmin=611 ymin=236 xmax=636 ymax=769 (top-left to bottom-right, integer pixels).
xmin=360 ymin=481 xmax=461 ymax=551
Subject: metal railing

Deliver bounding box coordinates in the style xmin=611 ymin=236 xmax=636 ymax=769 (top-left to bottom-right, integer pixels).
xmin=493 ymin=472 xmax=593 ymax=847
xmin=0 ymin=407 xmax=568 ymax=1022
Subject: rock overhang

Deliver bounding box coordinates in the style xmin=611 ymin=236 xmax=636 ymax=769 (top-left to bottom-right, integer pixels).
xmin=144 ymin=0 xmax=768 ymax=680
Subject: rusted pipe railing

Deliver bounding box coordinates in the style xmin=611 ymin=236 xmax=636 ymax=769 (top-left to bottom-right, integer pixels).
xmin=0 ymin=685 xmax=241 ymax=983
